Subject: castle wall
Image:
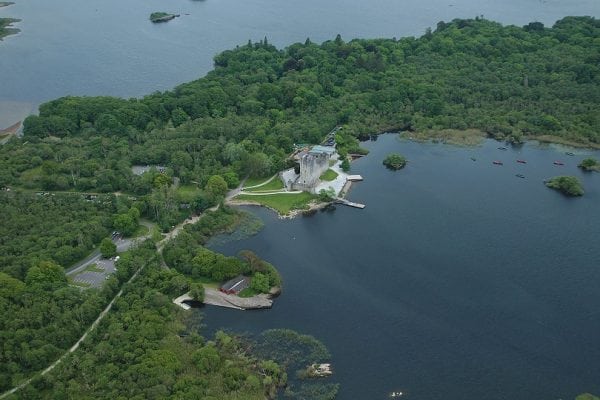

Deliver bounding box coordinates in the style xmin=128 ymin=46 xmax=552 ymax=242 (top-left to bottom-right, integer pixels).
xmin=294 ymin=152 xmax=330 ymax=191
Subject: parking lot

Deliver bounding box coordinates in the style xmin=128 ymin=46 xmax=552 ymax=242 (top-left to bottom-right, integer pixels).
xmin=71 ymin=258 xmax=117 ymax=288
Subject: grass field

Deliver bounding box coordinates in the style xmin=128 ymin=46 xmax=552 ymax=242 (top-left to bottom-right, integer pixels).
xmin=176 ymin=185 xmax=202 ymax=202
xmin=197 ymin=276 xmax=221 ymax=289
xmin=243 ymin=176 xmax=272 ymax=187
xmin=236 ymin=192 xmax=316 ymax=214
xmin=238 ymin=287 xmax=260 ymax=298
xmin=244 ymin=177 xmax=284 ymax=192
xmin=320 ymin=169 xmax=338 ymax=181
xmin=131 ymin=224 xmax=149 ymax=238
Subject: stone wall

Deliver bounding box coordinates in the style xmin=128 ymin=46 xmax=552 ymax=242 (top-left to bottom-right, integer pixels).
xmin=294 ymin=152 xmax=330 ymax=192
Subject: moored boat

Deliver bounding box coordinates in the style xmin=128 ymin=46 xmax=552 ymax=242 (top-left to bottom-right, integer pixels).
xmin=493 ymin=161 xmax=503 ymax=165
xmin=517 ymin=159 xmax=527 ymax=164
xmin=553 ymin=161 xmax=565 ymax=166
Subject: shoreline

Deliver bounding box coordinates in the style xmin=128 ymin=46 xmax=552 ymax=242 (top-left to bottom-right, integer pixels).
xmin=174 ymin=287 xmax=274 ymax=310
xmin=0 ymin=120 xmax=21 ymax=144
xmin=227 ymin=198 xmax=334 ymax=220
xmin=0 ymin=17 xmax=21 ymax=41
xmin=396 ymin=129 xmax=600 ymax=151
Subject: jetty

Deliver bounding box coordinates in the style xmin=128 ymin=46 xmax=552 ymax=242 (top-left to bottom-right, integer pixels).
xmin=173 ymin=288 xmax=273 ymax=311
xmin=347 ymin=175 xmax=363 ymax=181
xmin=173 ymin=293 xmax=193 ymax=310
xmin=335 ymin=198 xmax=365 ymax=209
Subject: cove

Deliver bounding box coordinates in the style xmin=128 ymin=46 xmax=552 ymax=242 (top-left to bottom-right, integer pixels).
xmin=203 ymin=134 xmax=600 ymax=400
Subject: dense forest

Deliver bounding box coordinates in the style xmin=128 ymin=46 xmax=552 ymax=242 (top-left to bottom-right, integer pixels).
xmin=0 ymin=241 xmax=153 ymax=393
xmin=0 ymin=191 xmax=115 ymax=279
xmin=163 ymin=207 xmax=281 ymax=292
xmin=3 ymin=245 xmax=289 ymax=400
xmin=1 ymin=17 xmax=598 ymax=197
xmin=1 ymin=16 xmax=599 ymax=398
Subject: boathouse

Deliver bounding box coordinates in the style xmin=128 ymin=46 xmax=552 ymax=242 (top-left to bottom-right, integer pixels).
xmin=219 ymin=275 xmax=251 ymax=295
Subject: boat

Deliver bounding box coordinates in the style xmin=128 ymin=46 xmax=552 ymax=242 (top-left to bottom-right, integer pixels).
xmin=516 ymin=160 xmax=527 ymax=164
xmin=553 ymin=161 xmax=565 ymax=166
xmin=470 ymin=157 xmax=477 ymax=161
xmin=493 ymin=161 xmax=503 ymax=165
xmin=515 ymin=174 xmax=525 ymax=178
xmin=565 ymin=152 xmax=575 ymax=156
xmin=498 ymin=147 xmax=508 ymax=150
xmin=390 ymin=392 xmax=403 ymax=398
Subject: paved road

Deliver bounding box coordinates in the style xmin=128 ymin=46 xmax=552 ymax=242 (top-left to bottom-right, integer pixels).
xmin=66 ymin=221 xmax=154 ymax=277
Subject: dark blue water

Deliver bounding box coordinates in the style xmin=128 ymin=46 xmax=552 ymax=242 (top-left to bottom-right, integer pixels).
xmin=2 ymin=1 xmax=600 ymax=398
xmin=205 ymin=135 xmax=600 ymax=400
xmin=1 ymin=0 xmax=600 ymax=126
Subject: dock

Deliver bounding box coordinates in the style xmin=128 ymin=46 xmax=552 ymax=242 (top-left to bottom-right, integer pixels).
xmin=347 ymin=175 xmax=363 ymax=181
xmin=335 ymin=198 xmax=366 ymax=209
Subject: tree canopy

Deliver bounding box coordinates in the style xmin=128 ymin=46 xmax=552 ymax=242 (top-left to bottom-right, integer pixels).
xmin=383 ymin=153 xmax=407 ymax=170
xmin=545 ymin=175 xmax=584 ymax=196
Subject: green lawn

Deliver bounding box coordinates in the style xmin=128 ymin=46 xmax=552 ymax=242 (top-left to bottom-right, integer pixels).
xmin=176 ymin=185 xmax=202 ymax=202
xmin=238 ymin=287 xmax=260 ymax=298
xmin=236 ymin=192 xmax=316 ymax=215
xmin=197 ymin=276 xmax=221 ymax=289
xmin=243 ymin=176 xmax=270 ymax=187
xmin=244 ymin=177 xmax=284 ymax=192
xmin=131 ymin=224 xmax=150 ymax=238
xmin=320 ymin=169 xmax=338 ymax=181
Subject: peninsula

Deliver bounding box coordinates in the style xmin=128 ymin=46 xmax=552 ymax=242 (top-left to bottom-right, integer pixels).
xmin=0 ymin=17 xmax=19 ymax=40
xmin=0 ymin=16 xmax=599 ymax=400
xmin=0 ymin=1 xmax=19 ymax=40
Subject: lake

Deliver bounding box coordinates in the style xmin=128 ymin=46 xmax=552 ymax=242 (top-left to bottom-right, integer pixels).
xmin=1 ymin=0 xmax=599 ymax=127
xmin=205 ymin=134 xmax=600 ymax=400
xmin=2 ymin=0 xmax=600 ymax=398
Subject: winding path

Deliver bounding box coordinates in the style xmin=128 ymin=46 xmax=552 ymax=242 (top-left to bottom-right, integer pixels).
xmin=0 ymin=258 xmax=150 ymax=399
xmin=0 ymin=210 xmax=211 ymax=398
xmin=1 ymin=189 xmax=246 ymax=398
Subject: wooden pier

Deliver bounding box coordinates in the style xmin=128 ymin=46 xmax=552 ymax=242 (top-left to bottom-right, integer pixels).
xmin=335 ymin=198 xmax=366 ymax=209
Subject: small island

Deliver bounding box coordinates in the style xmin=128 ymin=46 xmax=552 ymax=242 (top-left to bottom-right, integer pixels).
xmin=383 ymin=153 xmax=407 ymax=170
xmin=149 ymin=12 xmax=179 ymax=23
xmin=545 ymin=176 xmax=584 ymax=197
xmin=578 ymin=157 xmax=600 ymax=172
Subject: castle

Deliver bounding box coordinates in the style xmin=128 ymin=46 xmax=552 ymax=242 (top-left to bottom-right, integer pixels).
xmin=286 ymin=145 xmax=336 ymax=192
